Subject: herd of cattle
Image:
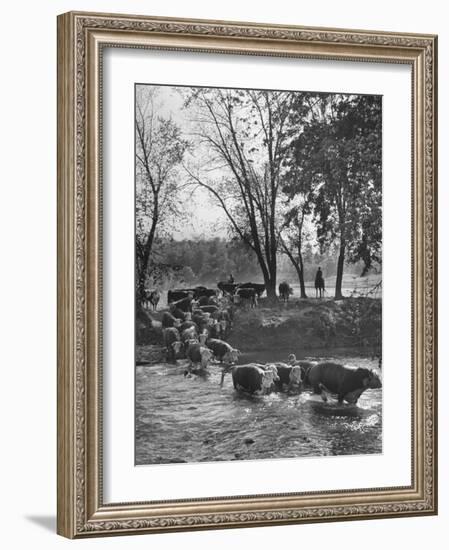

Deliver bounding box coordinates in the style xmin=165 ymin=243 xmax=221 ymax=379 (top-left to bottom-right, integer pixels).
xmin=142 ymin=282 xmax=382 ymax=405
xmin=143 ymin=280 xmax=296 ymax=312
xmin=231 ymin=359 xmax=382 ymax=404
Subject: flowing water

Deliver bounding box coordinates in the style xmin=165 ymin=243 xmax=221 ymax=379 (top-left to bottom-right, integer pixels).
xmin=135 ymin=350 xmax=382 ymax=465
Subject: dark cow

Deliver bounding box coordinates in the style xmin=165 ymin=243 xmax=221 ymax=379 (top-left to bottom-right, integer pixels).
xmin=199 ymin=305 xmax=219 ymax=315
xmin=278 ymin=282 xmax=293 ymax=303
xmin=192 ymin=313 xmax=208 ymax=332
xmin=197 ymin=295 xmax=210 ymax=306
xmin=238 ymin=282 xmax=266 ymax=297
xmin=234 ymin=287 xmax=257 ymax=308
xmin=232 ymin=364 xmax=277 ymax=395
xmin=172 ymin=295 xmax=194 ymax=313
xmin=161 ymin=311 xmax=182 ymax=329
xmin=143 ymin=289 xmax=160 ymax=310
xmin=308 ymin=362 xmax=382 ymax=404
xmin=162 ymin=327 xmax=182 ymax=363
xmin=194 ymin=286 xmax=217 ymax=299
xmin=169 ymin=305 xmax=187 ymax=321
xmin=206 ymin=338 xmax=240 ymax=363
xmin=167 ymin=289 xmax=191 ymax=304
xmin=217 ymin=281 xmax=239 ymax=296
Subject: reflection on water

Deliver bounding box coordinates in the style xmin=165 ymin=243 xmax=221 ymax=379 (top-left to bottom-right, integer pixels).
xmin=135 ymin=351 xmax=382 ymax=465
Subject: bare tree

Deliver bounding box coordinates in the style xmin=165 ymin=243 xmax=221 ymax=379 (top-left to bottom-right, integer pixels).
xmin=183 ymin=88 xmax=295 ymax=299
xmin=135 ymin=86 xmax=189 ymax=301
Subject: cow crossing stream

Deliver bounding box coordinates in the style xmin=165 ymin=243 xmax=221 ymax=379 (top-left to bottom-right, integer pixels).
xmin=135 ymin=352 xmax=382 ymax=465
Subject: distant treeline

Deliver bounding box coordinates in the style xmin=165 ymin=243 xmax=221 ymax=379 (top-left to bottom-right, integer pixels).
xmin=145 ymin=237 xmax=372 ymax=289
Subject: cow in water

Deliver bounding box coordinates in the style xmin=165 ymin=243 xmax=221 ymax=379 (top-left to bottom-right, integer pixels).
xmin=162 ymin=327 xmax=182 ymax=363
xmin=308 ymin=362 xmax=382 ymax=404
xmin=287 ymin=354 xmax=317 ymax=386
xmin=278 ymin=282 xmax=293 ymax=303
xmin=206 ymin=338 xmax=240 ymax=364
xmin=264 ymin=363 xmax=304 ymax=392
xmin=232 ymin=364 xmax=278 ymax=395
xmin=185 ymin=342 xmax=213 ymax=373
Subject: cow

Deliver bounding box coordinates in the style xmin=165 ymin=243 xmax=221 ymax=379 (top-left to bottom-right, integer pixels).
xmin=168 ymin=303 xmax=187 ymax=321
xmin=208 ymin=319 xmax=222 ymax=340
xmin=219 ymin=319 xmax=229 ymax=340
xmin=185 ymin=342 xmax=213 ymax=372
xmin=217 ymin=281 xmax=239 ymax=296
xmin=161 ymin=311 xmax=182 ymax=329
xmin=172 ymin=294 xmax=194 ymax=313
xmin=237 ymin=282 xmax=266 ymax=297
xmin=197 ymin=295 xmax=210 ymax=307
xmin=179 ymin=320 xmax=198 ymax=333
xmin=267 ymin=363 xmax=304 ymax=392
xmin=162 ymin=327 xmax=182 ymax=363
xmin=307 ymin=362 xmax=382 ymax=404
xmin=232 ymin=364 xmax=277 ymax=395
xmin=194 ymin=286 xmax=217 ymax=299
xmin=278 ymin=282 xmax=293 ymax=303
xmin=143 ymin=289 xmax=160 ymax=310
xmin=181 ymin=326 xmax=198 ymax=343
xmin=234 ymin=287 xmax=257 ymax=309
xmin=219 ymin=308 xmax=232 ymax=326
xmin=167 ymin=289 xmax=190 ymax=304
xmin=192 ymin=312 xmax=208 ymax=332
xmin=287 ymin=354 xmax=317 ymax=386
xmin=206 ymin=338 xmax=240 ymax=364
xmin=199 ymin=305 xmax=219 ymax=315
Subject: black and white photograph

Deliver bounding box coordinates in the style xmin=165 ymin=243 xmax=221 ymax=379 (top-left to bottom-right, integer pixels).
xmin=135 ymin=83 xmax=383 ymax=465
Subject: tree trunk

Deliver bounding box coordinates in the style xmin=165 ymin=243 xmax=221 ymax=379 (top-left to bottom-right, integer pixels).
xmin=335 ymin=238 xmax=346 ymax=299
xmin=297 ymin=251 xmax=307 ymax=298
xmin=265 ymin=278 xmax=277 ymax=301
xmin=280 ymin=237 xmax=307 ymax=299
xmin=266 ymin=252 xmax=277 ymax=301
xmin=137 ymin=202 xmax=158 ymax=303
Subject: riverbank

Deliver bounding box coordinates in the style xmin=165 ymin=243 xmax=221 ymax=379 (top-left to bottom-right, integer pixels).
xmin=227 ymin=297 xmax=381 ymax=352
xmin=136 ymin=297 xmax=381 ymax=363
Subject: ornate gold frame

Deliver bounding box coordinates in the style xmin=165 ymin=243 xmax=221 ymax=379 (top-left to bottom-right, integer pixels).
xmin=57 ymin=11 xmax=438 ymax=538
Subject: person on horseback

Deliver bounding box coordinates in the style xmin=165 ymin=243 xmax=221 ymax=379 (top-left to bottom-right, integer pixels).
xmin=315 ymin=267 xmax=325 ymax=298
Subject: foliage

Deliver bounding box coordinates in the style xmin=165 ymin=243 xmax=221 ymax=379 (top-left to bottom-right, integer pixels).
xmin=288 ymin=94 xmax=382 ymax=296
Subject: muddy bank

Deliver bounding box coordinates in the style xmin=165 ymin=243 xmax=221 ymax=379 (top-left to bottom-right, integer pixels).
xmin=136 ymin=297 xmax=381 ymax=362
xmin=227 ymin=298 xmax=381 ymax=352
